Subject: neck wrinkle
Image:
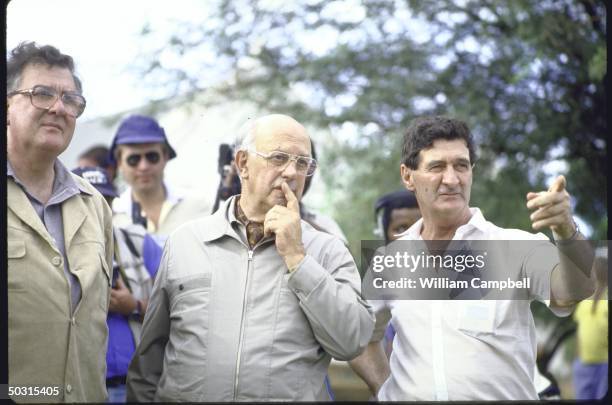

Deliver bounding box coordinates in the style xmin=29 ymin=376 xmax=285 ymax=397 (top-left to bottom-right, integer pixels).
xmin=8 ymin=152 xmax=56 ymax=199
xmin=238 ymin=196 xmax=267 ymax=223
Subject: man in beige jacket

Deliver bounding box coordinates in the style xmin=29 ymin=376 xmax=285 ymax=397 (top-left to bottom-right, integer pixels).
xmin=7 ymin=42 xmax=113 ymax=402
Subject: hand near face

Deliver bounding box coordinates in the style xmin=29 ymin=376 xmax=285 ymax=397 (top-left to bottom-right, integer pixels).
xmin=264 ymin=181 xmax=306 ymax=270
xmin=526 ymin=175 xmax=576 ymax=239
xmin=109 ymin=277 xmax=137 ymax=316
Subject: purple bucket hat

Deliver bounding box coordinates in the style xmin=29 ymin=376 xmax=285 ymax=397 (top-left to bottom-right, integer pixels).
xmin=109 ymin=114 xmax=177 ymax=164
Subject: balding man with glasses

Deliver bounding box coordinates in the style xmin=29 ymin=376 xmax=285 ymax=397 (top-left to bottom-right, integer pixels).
xmin=7 ymin=42 xmax=113 ymax=402
xmin=127 ymin=114 xmax=374 ymax=402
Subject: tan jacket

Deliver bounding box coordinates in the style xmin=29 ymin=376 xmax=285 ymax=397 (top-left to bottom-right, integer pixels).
xmin=127 ymin=196 xmax=374 ymax=402
xmin=8 ymin=176 xmax=113 ymax=403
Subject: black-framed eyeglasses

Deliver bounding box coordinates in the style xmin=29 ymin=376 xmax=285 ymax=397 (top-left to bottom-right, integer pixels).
xmin=7 ymin=85 xmax=87 ymax=118
xmin=248 ymin=148 xmax=317 ymax=177
xmin=125 ymin=151 xmax=161 ymax=167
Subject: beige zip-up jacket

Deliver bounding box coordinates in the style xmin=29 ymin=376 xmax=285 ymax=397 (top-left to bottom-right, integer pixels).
xmin=7 ymin=177 xmax=113 ymax=403
xmin=127 ymin=196 xmax=374 ymax=402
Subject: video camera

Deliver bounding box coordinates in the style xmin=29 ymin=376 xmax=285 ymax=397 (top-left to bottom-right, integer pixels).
xmin=218 ymin=143 xmax=235 ymax=177
xmin=212 ymin=143 xmax=241 ymax=213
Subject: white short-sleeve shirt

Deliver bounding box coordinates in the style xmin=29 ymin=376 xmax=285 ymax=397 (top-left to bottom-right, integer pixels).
xmin=373 ymin=207 xmax=565 ymax=401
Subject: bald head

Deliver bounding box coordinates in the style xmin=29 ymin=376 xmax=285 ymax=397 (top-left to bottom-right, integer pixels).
xmin=234 ymin=114 xmax=313 ymax=219
xmin=236 ymin=114 xmax=311 ymax=155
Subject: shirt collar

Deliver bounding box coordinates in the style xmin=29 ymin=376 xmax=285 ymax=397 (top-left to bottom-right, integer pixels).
xmin=54 ymin=159 xmax=91 ymax=195
xmin=7 ymin=159 xmax=91 ymax=202
xmin=164 ymin=182 xmax=185 ymax=205
xmin=227 ymin=195 xmax=240 ymax=225
xmin=397 ymin=207 xmax=489 ymax=240
xmin=233 ymin=195 xmax=264 ymax=227
xmin=114 ymin=181 xmax=183 ymax=214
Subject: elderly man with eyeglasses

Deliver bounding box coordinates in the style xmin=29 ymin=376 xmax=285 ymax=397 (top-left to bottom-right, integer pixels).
xmin=109 ymin=114 xmax=211 ymax=246
xmin=7 ymin=42 xmax=113 ymax=402
xmin=126 ymin=114 xmax=374 ymax=402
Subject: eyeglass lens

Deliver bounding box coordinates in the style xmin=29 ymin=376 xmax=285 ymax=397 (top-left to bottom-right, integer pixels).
xmin=268 ymin=152 xmax=316 ymax=176
xmin=126 ymin=151 xmax=161 ymax=167
xmin=30 ymin=85 xmax=86 ymax=117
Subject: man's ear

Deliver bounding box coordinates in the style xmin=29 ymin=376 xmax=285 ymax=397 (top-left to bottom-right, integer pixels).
xmin=400 ymin=163 xmax=415 ymax=191
xmin=235 ymin=150 xmax=249 ymax=180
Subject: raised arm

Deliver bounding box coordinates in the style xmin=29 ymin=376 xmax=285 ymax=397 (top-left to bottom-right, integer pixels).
xmin=526 ymin=175 xmax=595 ymax=309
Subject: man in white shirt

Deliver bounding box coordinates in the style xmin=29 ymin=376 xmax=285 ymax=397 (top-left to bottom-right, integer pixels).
xmin=349 ymin=115 xmax=595 ymax=400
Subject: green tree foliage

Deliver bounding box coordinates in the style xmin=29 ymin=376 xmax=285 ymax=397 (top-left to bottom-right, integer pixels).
xmin=135 ymin=0 xmax=606 ymax=254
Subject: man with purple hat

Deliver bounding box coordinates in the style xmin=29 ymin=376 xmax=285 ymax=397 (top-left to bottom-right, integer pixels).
xmin=109 ymin=114 xmax=211 ymax=245
xmin=72 ymin=166 xmax=163 ymax=403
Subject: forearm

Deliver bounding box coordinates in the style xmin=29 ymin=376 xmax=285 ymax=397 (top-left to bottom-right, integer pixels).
xmin=126 ymin=296 xmax=167 ymax=401
xmin=289 ymin=256 xmax=375 ymax=360
xmin=551 ymin=233 xmax=596 ymax=304
xmin=127 ymin=256 xmax=170 ymax=401
xmin=348 ymin=341 xmax=390 ymax=396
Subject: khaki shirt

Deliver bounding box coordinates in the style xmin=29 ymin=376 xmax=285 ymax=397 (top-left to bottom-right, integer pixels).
xmin=8 ymin=175 xmax=113 ymax=403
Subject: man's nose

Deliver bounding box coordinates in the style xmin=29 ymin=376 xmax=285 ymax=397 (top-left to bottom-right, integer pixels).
xmin=47 ymin=96 xmax=69 ymax=116
xmin=281 ymin=159 xmax=299 ymax=178
xmin=137 ymin=156 xmax=153 ymax=170
xmin=441 ymin=166 xmax=460 ymax=185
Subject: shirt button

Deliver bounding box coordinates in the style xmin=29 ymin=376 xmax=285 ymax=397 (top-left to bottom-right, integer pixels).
xmin=52 ymin=256 xmax=62 ymax=266
xmin=66 ymin=384 xmax=72 ymax=393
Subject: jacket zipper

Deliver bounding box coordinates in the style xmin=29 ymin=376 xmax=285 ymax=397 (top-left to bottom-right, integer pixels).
xmin=233 ymin=249 xmax=254 ymax=400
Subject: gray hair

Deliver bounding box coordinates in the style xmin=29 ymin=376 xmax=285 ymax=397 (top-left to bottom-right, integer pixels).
xmin=234 ymin=118 xmax=259 ymax=155
xmin=7 ymin=41 xmax=83 ymax=93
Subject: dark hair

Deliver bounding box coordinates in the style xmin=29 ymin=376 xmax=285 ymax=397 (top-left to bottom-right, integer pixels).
xmin=375 ymin=189 xmax=419 ymax=242
xmin=78 ymin=145 xmax=113 ymax=168
xmin=401 ymin=116 xmax=477 ymax=169
xmin=7 ymin=41 xmax=82 ymax=93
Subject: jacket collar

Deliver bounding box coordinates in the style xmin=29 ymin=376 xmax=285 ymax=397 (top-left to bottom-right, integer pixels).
xmin=62 ymin=176 xmax=96 ymax=248
xmin=7 ymin=158 xmax=91 ymax=199
xmin=7 ymin=175 xmax=94 ymax=250
xmin=199 ymin=195 xmax=236 ymax=242
xmin=199 ymin=195 xmax=318 ymax=246
xmin=7 ymin=180 xmax=56 ymax=247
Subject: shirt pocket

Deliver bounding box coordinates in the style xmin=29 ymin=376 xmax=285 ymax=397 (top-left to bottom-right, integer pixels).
xmin=8 ymin=240 xmax=26 ymax=258
xmin=7 ymin=240 xmax=27 ymax=291
xmin=456 ymin=301 xmax=497 ymax=338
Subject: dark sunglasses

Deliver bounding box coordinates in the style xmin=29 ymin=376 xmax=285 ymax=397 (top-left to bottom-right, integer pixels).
xmin=125 ymin=151 xmax=161 ymax=167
